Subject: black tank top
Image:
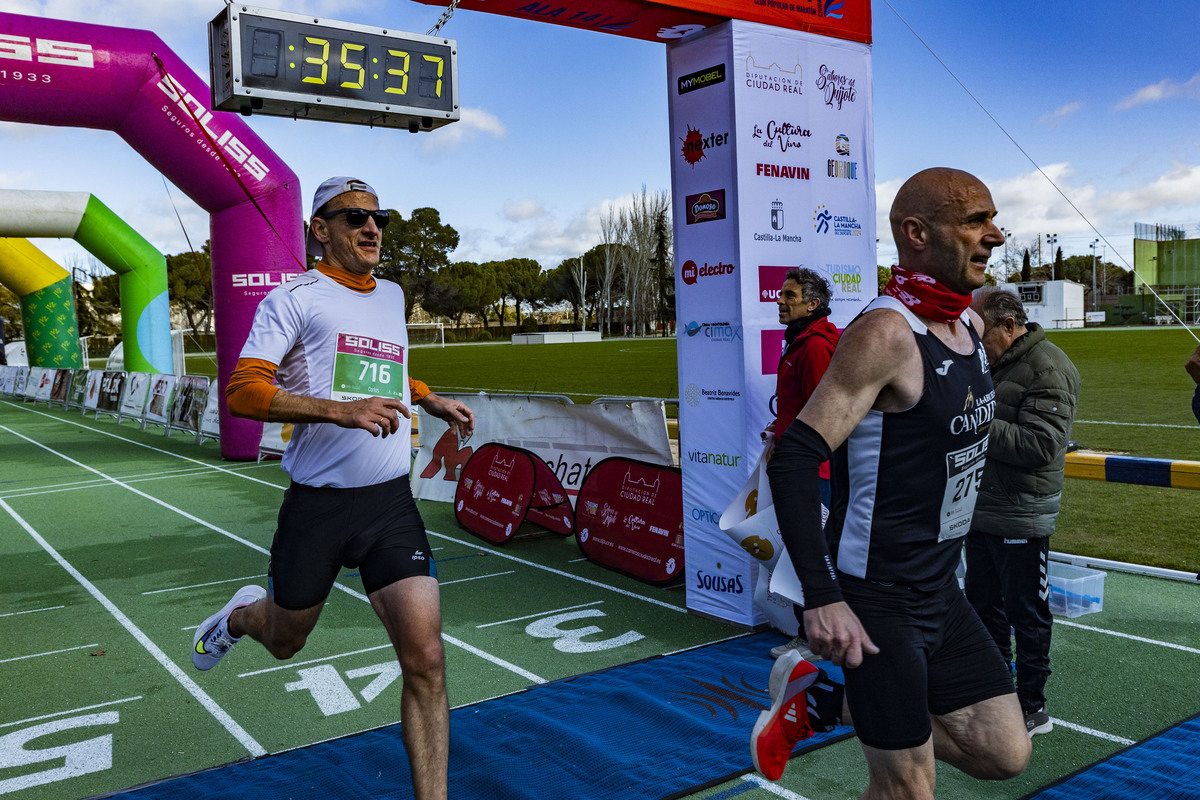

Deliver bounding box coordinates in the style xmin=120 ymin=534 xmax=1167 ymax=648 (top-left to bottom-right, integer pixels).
xmin=826 ymin=296 xmax=996 ymax=591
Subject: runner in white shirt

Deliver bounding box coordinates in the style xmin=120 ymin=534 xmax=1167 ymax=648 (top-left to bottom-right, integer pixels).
xmin=190 ymin=177 xmax=473 ymax=800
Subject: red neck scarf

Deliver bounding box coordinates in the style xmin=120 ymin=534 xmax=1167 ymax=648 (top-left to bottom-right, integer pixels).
xmin=884 ymin=266 xmax=971 ymax=323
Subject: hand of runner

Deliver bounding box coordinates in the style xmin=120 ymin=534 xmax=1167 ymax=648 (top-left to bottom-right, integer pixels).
xmin=417 ymin=394 xmax=476 ymax=439
xmin=344 ymin=397 xmax=410 ymax=438
xmin=803 ymin=602 xmax=880 ymax=668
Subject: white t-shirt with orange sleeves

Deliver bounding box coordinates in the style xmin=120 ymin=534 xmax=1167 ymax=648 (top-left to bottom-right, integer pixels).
xmin=239 ymin=269 xmax=412 ymax=488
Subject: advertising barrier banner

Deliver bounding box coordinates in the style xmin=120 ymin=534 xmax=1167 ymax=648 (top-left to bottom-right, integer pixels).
xmin=454 ymin=443 xmax=573 ymax=544
xmin=413 ymin=394 xmax=672 ymax=505
xmin=574 ymin=457 xmax=684 ymax=585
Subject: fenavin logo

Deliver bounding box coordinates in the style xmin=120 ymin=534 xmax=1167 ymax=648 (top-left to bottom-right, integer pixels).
xmin=678 ymin=63 xmax=726 ymax=95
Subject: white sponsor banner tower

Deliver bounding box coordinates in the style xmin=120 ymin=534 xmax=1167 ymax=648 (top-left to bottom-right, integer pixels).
xmin=668 ymin=20 xmax=876 ymax=627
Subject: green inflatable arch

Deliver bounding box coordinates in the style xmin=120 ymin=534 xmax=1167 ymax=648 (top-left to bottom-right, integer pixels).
xmin=0 ymin=190 xmax=171 ymax=373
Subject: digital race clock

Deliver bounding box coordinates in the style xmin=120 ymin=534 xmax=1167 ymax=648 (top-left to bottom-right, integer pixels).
xmin=209 ymin=6 xmax=459 ymax=132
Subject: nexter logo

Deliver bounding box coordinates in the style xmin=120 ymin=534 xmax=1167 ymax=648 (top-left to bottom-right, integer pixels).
xmin=678 ymin=63 xmax=725 ymax=95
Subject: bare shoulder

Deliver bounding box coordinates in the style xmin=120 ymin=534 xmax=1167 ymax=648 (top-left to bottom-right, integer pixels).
xmin=797 ymin=306 xmax=921 ymax=447
xmin=966 ymin=306 xmax=985 ymax=334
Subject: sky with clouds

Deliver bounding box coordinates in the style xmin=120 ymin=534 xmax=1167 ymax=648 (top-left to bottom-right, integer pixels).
xmin=1 ymin=0 xmax=1198 ymax=276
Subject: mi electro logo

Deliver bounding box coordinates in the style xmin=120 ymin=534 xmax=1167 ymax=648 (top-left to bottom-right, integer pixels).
xmin=680 ymin=259 xmax=735 ymax=285
xmin=685 ymin=190 xmax=726 ymax=225
xmin=678 ymin=63 xmax=726 ymax=95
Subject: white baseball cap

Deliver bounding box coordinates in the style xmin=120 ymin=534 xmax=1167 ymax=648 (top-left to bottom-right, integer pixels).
xmin=305 ymin=177 xmax=379 ymax=258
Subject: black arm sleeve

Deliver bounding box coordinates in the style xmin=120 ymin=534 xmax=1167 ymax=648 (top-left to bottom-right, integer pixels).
xmin=1193 ymin=384 xmax=1200 ymax=426
xmin=766 ymin=418 xmax=842 ymax=608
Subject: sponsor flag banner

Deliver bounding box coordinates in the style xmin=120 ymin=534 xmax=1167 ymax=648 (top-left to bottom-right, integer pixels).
xmin=143 ymin=373 xmax=177 ymax=425
xmin=574 ymin=457 xmax=684 ymax=585
xmin=455 ymin=443 xmax=573 ymax=544
xmin=719 ymin=444 xmax=802 ymax=635
xmin=200 ymin=382 xmax=222 ymax=440
xmin=96 ymin=371 xmax=125 ymax=414
xmin=413 ymin=394 xmax=673 ymax=504
xmin=168 ymin=375 xmax=210 ymax=434
xmin=49 ymin=368 xmax=72 ymax=406
xmin=67 ymin=368 xmax=90 ymax=409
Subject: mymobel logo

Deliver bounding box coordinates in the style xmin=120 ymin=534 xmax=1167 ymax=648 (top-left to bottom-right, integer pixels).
xmin=815 ymin=64 xmax=858 ymax=110
xmin=684 ymin=190 xmax=726 ymax=225
xmin=678 ymin=63 xmax=725 ymax=95
xmin=744 ymin=50 xmax=802 ymax=96
xmin=751 ymin=120 xmax=812 ymax=152
xmin=679 ymin=125 xmax=729 ymax=167
xmin=680 ymin=259 xmax=735 ymax=285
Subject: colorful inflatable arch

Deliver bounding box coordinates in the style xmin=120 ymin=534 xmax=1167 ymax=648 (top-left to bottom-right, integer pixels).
xmin=0 ymin=238 xmax=83 ymax=370
xmin=0 ymin=12 xmax=303 ymax=459
xmin=0 ymin=191 xmax=172 ymax=374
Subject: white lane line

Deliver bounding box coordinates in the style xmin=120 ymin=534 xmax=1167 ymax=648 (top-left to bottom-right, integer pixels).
xmin=0 ymin=696 xmax=143 ymax=729
xmin=238 ymin=644 xmax=396 ymax=677
xmin=478 ymin=601 xmax=605 ymax=629
xmin=1050 ymin=717 xmax=1135 ymax=745
xmin=0 ymin=497 xmax=266 ymax=757
xmin=0 ymin=643 xmax=100 ymax=665
xmin=740 ymin=774 xmax=816 ymax=799
xmin=427 ymin=529 xmax=688 ymax=613
xmin=1074 ymin=419 xmax=1195 ymax=430
xmin=144 ymin=576 xmax=267 ymax=596
xmin=1 ymin=403 xmax=287 ymax=489
xmin=439 ymin=570 xmax=517 ymax=586
xmin=1057 ymin=618 xmax=1200 ymax=655
xmin=0 ymin=605 xmax=64 ymax=619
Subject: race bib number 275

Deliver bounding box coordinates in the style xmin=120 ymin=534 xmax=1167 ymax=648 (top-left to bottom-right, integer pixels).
xmin=331 ymin=333 xmax=406 ymax=402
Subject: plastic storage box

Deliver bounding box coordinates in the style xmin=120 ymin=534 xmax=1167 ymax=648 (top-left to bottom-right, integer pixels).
xmin=1048 ymin=562 xmax=1105 ymax=618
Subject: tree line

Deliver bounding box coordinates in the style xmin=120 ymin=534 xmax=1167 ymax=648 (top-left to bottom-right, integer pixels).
xmin=0 ymin=187 xmax=674 ymax=343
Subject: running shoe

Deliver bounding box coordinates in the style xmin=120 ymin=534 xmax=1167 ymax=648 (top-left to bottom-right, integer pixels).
xmin=806 ymin=668 xmax=845 ymax=733
xmin=191 ymin=585 xmax=265 ymax=671
xmin=751 ymin=649 xmax=819 ymax=781
xmin=770 ymin=634 xmax=825 ymax=662
xmin=1024 ymin=707 xmax=1053 ymax=737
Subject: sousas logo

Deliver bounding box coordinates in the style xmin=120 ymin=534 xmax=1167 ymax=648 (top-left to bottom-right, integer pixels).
xmin=694 ymin=568 xmax=744 ymax=594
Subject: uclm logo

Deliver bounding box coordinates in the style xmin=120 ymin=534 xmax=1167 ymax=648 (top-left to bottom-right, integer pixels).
xmin=758 ymin=265 xmax=794 ymax=302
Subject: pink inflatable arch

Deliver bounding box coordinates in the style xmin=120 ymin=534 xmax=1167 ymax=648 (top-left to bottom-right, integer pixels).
xmin=0 ymin=12 xmax=304 ymax=459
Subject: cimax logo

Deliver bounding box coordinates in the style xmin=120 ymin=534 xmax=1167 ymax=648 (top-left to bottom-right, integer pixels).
xmin=0 ymin=35 xmax=93 ymax=66
xmin=232 ymin=273 xmax=288 ymax=288
xmin=156 ymin=70 xmax=270 ymax=181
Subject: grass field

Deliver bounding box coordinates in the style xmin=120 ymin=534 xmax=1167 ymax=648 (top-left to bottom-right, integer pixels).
xmin=164 ymin=326 xmax=1200 ymax=572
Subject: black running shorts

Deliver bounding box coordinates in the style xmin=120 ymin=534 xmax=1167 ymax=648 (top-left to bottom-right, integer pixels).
xmin=839 ymin=576 xmax=1016 ymax=751
xmin=268 ymin=474 xmax=436 ymax=610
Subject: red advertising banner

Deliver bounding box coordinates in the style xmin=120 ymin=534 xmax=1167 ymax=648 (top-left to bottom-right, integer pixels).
xmin=455 ymin=444 xmax=573 ymax=544
xmin=411 ymin=0 xmax=869 ymax=43
xmin=574 ymin=457 xmax=684 ymax=585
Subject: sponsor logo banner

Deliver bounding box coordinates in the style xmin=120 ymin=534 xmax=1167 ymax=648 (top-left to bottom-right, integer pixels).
xmin=758 ymin=264 xmax=794 ymax=303
xmin=685 ymin=190 xmax=727 ymax=225
xmin=679 ymin=125 xmax=729 ymax=167
xmin=677 ymin=63 xmax=726 ymax=95
xmin=680 ymin=259 xmax=736 ymax=285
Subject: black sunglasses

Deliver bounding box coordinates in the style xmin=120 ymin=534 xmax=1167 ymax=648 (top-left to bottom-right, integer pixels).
xmin=320 ymin=207 xmax=391 ymax=229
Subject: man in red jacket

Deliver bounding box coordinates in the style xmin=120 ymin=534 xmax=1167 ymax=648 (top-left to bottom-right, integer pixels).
xmin=765 ymin=267 xmax=840 ymax=660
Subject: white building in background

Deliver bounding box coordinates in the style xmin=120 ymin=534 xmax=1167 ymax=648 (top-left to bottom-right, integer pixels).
xmin=998 ymin=280 xmax=1086 ymax=329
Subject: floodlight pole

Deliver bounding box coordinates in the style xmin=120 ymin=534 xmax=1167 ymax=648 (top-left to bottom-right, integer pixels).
xmin=1091 ymin=239 xmax=1100 ymax=311
xmin=1046 ymin=234 xmax=1057 ymax=280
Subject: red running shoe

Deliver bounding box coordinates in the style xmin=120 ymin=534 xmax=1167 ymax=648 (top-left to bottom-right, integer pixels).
xmin=751 ymin=649 xmax=819 ymax=781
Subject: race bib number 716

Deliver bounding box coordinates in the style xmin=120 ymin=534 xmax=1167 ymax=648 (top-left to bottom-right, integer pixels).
xmin=331 ymin=333 xmax=406 ymax=402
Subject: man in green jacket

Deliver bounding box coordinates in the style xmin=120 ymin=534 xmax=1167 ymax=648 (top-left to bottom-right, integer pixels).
xmin=966 ymin=287 xmax=1081 ymax=739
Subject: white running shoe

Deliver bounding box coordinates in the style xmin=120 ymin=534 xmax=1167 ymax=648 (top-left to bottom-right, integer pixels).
xmin=770 ymin=634 xmax=825 ymax=662
xmin=191 ymin=585 xmax=265 ymax=671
